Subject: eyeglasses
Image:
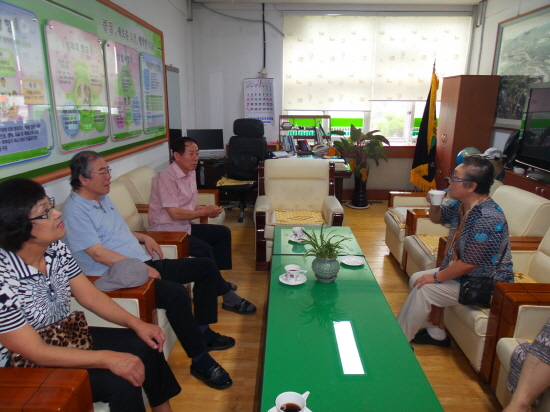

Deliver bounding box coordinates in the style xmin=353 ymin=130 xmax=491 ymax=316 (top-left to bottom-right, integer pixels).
xmin=448 ymin=173 xmax=474 ymax=184
xmin=29 ymin=197 xmax=56 ymax=221
xmin=91 ymin=168 xmax=112 ymax=176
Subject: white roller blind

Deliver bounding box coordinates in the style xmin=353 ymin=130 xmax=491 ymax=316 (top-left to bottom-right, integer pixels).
xmin=283 ymin=15 xmax=471 ymax=110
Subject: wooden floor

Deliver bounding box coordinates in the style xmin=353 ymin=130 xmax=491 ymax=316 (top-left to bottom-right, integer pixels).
xmin=164 ymin=202 xmax=502 ymax=412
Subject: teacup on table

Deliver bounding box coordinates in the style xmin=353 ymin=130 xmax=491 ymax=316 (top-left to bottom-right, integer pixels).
xmin=292 ymin=227 xmax=306 ymax=239
xmin=284 ymin=264 xmax=307 ymax=283
xmin=276 ymin=391 xmax=310 ymax=412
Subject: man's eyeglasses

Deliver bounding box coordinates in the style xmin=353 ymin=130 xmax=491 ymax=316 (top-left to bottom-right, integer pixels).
xmin=29 ymin=197 xmax=56 ymax=221
xmin=91 ymin=168 xmax=112 ymax=176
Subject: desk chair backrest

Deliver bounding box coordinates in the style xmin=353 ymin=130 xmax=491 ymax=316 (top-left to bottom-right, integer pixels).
xmin=227 ymin=118 xmax=267 ymax=181
xmin=261 ymin=158 xmax=334 ymax=211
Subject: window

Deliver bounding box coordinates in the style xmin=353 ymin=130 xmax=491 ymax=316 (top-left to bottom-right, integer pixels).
xmin=283 ymin=15 xmax=471 ymax=114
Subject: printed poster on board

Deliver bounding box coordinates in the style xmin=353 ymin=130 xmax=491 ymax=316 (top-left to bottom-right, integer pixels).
xmin=105 ymin=40 xmax=142 ymax=141
xmin=46 ymin=20 xmax=109 ymax=152
xmin=0 ymin=1 xmax=53 ymax=168
xmin=140 ymin=52 xmax=165 ymax=133
xmin=244 ymin=78 xmax=274 ymax=124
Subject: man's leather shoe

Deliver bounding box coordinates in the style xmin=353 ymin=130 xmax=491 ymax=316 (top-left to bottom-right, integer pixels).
xmin=411 ymin=330 xmax=451 ymax=347
xmin=207 ymin=334 xmax=235 ymax=352
xmin=222 ymin=298 xmax=257 ymax=315
xmin=190 ymin=363 xmax=233 ymax=390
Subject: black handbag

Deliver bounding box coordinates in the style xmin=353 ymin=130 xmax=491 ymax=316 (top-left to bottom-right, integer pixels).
xmin=458 ymin=276 xmax=494 ymax=307
xmin=458 ymin=241 xmax=507 ymax=308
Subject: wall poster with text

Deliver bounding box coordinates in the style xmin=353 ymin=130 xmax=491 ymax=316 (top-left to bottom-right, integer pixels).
xmin=46 ymin=20 xmax=109 ymax=152
xmin=105 ymin=40 xmax=142 ymax=141
xmin=140 ymin=52 xmax=165 ymax=134
xmin=0 ymin=1 xmax=53 ymax=168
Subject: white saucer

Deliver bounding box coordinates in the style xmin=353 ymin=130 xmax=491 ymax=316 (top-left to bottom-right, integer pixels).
xmin=288 ymin=234 xmax=307 ymax=243
xmin=340 ymin=256 xmax=365 ymax=266
xmin=279 ymin=273 xmax=307 ymax=285
xmin=268 ymin=407 xmax=312 ymax=412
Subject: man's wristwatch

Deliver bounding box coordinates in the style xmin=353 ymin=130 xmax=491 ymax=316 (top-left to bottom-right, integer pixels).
xmin=433 ymin=272 xmax=441 ymax=283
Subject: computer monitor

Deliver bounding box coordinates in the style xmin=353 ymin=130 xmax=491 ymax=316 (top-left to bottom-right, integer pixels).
xmin=186 ymin=129 xmax=225 ymax=158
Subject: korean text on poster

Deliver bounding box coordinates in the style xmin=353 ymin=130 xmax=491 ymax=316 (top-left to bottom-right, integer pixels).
xmin=0 ymin=2 xmax=52 ymax=168
xmin=140 ymin=52 xmax=165 ymax=134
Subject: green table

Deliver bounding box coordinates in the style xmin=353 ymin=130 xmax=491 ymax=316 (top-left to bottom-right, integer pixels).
xmin=260 ymin=255 xmax=442 ymax=412
xmin=273 ymin=226 xmax=364 ymax=257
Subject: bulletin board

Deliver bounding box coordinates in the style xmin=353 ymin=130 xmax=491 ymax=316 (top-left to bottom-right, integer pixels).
xmin=0 ymin=0 xmax=168 ymax=183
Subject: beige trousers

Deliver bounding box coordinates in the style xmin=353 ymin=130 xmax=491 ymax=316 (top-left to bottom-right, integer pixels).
xmin=396 ymin=268 xmax=462 ymax=342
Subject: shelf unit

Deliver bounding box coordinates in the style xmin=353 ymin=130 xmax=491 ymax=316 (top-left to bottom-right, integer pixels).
xmin=279 ymin=115 xmax=331 ymax=152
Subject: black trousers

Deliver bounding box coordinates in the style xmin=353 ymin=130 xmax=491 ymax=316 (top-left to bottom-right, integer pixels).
xmin=189 ymin=223 xmax=232 ymax=270
xmin=88 ymin=327 xmax=181 ymax=412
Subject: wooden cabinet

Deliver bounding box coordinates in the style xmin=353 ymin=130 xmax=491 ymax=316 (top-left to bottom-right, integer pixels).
xmin=504 ymin=170 xmax=550 ymax=199
xmin=435 ymin=75 xmax=500 ymax=188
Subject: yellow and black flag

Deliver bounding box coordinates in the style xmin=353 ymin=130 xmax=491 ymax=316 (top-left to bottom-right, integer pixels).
xmin=410 ymin=68 xmax=439 ymax=191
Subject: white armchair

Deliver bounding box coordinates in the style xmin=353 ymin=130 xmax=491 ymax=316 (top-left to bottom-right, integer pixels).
xmin=254 ymin=158 xmax=344 ymax=270
xmin=496 ymin=305 xmax=550 ymax=411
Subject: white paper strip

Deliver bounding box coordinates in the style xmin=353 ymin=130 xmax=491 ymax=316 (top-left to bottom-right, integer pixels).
xmin=333 ymin=321 xmax=365 ymax=375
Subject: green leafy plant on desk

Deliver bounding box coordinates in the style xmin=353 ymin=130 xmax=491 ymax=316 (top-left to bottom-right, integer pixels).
xmin=333 ymin=125 xmax=390 ymax=208
xmin=301 ymin=225 xmax=350 ymax=283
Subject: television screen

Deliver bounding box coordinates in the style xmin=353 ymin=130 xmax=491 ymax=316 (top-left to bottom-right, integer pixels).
xmin=516 ymin=83 xmax=550 ymax=174
xmin=186 ymin=129 xmax=224 ymax=150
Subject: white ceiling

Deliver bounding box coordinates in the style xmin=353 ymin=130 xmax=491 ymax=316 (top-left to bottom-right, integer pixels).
xmin=195 ymin=0 xmax=479 ymax=4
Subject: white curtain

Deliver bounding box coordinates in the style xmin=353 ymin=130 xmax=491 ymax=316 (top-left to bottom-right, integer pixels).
xmin=283 ymin=15 xmax=471 ymax=110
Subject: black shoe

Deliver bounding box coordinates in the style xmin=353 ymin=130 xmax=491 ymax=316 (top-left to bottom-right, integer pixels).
xmin=413 ymin=328 xmax=429 ymax=340
xmin=411 ymin=331 xmax=451 ymax=347
xmin=190 ymin=362 xmax=233 ymax=390
xmin=207 ymin=334 xmax=236 ymax=352
xmin=227 ymin=282 xmax=238 ymax=291
xmin=222 ymin=298 xmax=257 ymax=315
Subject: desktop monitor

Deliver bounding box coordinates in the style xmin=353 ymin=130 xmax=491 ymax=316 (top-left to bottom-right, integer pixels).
xmin=186 ymin=129 xmax=225 ymax=158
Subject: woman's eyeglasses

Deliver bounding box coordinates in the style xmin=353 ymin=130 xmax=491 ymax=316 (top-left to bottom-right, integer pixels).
xmin=29 ymin=197 xmax=56 ymax=220
xmin=448 ymin=173 xmax=473 ymax=184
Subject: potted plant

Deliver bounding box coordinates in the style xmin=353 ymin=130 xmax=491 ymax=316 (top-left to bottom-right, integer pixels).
xmin=301 ymin=226 xmax=350 ymax=283
xmin=333 ymin=125 xmax=390 ymax=209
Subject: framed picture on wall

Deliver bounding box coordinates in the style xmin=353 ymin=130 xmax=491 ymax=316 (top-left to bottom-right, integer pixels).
xmin=492 ymin=5 xmax=550 ymax=129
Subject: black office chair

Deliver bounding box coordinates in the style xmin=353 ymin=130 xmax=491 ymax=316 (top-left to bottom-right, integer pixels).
xmin=216 ymin=118 xmax=267 ymax=222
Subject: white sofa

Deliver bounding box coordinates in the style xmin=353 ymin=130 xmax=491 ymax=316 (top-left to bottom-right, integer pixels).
xmin=496 ymin=305 xmax=550 ymax=411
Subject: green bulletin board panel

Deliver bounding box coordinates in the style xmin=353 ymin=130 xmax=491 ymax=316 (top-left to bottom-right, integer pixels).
xmin=0 ymin=0 xmax=167 ymax=182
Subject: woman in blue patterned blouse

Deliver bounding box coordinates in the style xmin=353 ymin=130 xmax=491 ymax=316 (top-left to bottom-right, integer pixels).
xmin=397 ymin=156 xmax=513 ymax=347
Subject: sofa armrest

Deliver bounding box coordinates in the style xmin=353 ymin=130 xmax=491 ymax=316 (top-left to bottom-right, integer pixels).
xmin=389 ymin=191 xmax=429 ymax=208
xmin=83 ymin=277 xmax=156 ymax=324
xmin=0 ymin=368 xmax=94 ymax=412
xmin=254 ymin=195 xmax=271 ymax=215
xmin=135 ymin=230 xmax=189 ymax=259
xmin=254 ymin=196 xmax=272 ymax=271
xmin=322 ymin=196 xmax=344 ymax=226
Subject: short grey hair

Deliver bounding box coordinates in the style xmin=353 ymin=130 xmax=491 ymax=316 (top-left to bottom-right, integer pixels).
xmin=69 ymin=151 xmax=103 ymax=190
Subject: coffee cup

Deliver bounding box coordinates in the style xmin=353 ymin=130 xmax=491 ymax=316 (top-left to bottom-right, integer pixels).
xmin=292 ymin=227 xmax=305 ymax=239
xmin=428 ymin=190 xmax=446 ymax=206
xmin=284 ymin=264 xmax=307 ymax=283
xmin=276 ymin=391 xmax=310 ymax=412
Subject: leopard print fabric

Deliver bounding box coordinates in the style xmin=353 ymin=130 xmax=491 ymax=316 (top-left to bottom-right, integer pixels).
xmin=8 ymin=310 xmax=93 ymax=368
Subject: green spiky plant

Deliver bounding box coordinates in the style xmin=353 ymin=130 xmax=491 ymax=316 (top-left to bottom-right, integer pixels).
xmin=333 ymin=125 xmax=390 ymax=182
xmin=300 ymin=225 xmax=350 ymax=259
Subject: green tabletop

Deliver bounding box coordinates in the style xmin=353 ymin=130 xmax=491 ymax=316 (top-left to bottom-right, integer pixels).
xmin=260 ymin=255 xmax=442 ymax=412
xmin=273 ymin=226 xmax=364 ymax=257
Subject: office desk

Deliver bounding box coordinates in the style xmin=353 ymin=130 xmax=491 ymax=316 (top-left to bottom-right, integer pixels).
xmin=260 ymin=254 xmax=442 ymax=411
xmin=197 ymin=158 xmax=352 ymax=203
xmin=273 ymin=226 xmax=363 ymax=257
